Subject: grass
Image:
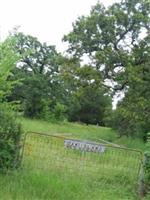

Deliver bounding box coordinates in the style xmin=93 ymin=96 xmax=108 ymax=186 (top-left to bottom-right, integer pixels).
xmin=0 ymin=117 xmax=149 ymax=200
xmin=21 ymin=117 xmax=147 ymax=151
xmin=0 ymin=169 xmax=137 ymax=200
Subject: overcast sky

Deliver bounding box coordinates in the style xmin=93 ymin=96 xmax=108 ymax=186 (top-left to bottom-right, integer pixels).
xmin=0 ymin=0 xmax=119 ymax=52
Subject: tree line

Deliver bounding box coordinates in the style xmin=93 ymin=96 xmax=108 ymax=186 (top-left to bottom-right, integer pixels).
xmin=1 ymin=0 xmax=150 ymax=141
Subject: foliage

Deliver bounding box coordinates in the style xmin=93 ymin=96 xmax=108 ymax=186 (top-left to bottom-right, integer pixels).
xmin=0 ymin=37 xmax=19 ymax=100
xmin=3 ymin=0 xmax=150 ymax=133
xmin=0 ymin=104 xmax=22 ymax=173
xmin=9 ymin=35 xmax=111 ymax=124
xmin=60 ymin=59 xmax=111 ymax=125
xmin=20 ymin=74 xmax=51 ymax=118
xmin=106 ymin=105 xmax=147 ymax=139
xmin=63 ymin=0 xmax=150 ymax=137
xmin=13 ymin=32 xmax=59 ymax=75
xmin=106 ymin=35 xmax=150 ymax=139
xmin=144 ymin=152 xmax=150 ymax=196
xmin=0 ymin=36 xmax=22 ymax=173
xmin=68 ymin=85 xmax=110 ymax=125
xmin=64 ymin=0 xmax=150 ymax=79
xmin=9 ymin=32 xmax=61 ymax=119
xmin=53 ymin=102 xmax=67 ymax=121
xmin=144 ymin=138 xmax=150 ymax=195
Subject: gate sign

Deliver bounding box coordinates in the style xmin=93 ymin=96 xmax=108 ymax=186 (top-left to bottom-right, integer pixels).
xmin=64 ymin=139 xmax=105 ymax=153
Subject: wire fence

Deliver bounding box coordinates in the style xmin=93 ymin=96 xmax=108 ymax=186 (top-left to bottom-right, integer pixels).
xmin=21 ymin=132 xmax=143 ymax=198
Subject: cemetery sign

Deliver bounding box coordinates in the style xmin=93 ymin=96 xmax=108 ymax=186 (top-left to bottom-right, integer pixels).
xmin=64 ymin=139 xmax=105 ymax=153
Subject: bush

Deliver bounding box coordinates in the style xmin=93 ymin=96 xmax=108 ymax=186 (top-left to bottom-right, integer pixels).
xmin=106 ymin=106 xmax=148 ymax=140
xmin=38 ymin=100 xmax=67 ymax=122
xmin=53 ymin=103 xmax=67 ymax=121
xmin=0 ymin=104 xmax=22 ymax=173
xmin=144 ymin=138 xmax=150 ymax=195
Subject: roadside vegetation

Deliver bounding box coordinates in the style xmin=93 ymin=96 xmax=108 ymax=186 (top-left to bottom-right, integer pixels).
xmin=0 ymin=118 xmax=148 ymax=200
xmin=0 ymin=0 xmax=150 ymax=199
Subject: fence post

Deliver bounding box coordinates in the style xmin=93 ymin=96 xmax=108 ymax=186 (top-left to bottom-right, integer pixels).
xmin=138 ymin=151 xmax=150 ymax=199
xmin=138 ymin=153 xmax=146 ymax=199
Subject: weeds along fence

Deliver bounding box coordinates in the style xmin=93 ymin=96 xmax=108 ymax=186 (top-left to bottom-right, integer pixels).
xmin=21 ymin=132 xmax=143 ymax=198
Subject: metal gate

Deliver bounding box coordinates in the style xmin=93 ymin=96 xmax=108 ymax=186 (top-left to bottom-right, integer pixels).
xmin=21 ymin=132 xmax=143 ymax=198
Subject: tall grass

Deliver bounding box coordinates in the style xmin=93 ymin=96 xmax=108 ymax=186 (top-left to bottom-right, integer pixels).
xmin=0 ymin=118 xmax=148 ymax=200
xmin=20 ymin=117 xmax=147 ymax=151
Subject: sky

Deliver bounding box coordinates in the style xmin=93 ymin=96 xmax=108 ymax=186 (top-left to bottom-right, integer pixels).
xmin=0 ymin=0 xmax=119 ymax=52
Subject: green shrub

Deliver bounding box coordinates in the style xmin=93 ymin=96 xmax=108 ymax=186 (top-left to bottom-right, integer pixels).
xmin=144 ymin=137 xmax=150 ymax=195
xmin=0 ymin=104 xmax=22 ymax=173
xmin=106 ymin=107 xmax=147 ymax=140
xmin=143 ymin=152 xmax=150 ymax=197
xmin=53 ymin=103 xmax=67 ymax=121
